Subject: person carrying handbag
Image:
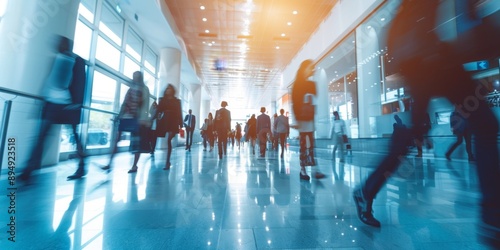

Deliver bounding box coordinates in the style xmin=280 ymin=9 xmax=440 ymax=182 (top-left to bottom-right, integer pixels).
xmin=331 ymin=111 xmax=347 ymax=162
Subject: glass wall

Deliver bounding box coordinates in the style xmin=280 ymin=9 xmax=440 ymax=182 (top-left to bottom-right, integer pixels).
xmin=60 ymin=0 xmax=159 ymax=154
xmin=317 ymin=33 xmax=359 ymax=138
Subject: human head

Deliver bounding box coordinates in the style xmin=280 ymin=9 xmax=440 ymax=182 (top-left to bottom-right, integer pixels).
xmin=164 ymin=84 xmax=176 ymax=97
xmin=333 ymin=111 xmax=340 ymax=120
xmin=57 ymin=36 xmax=73 ymax=53
xmin=260 ymin=107 xmax=266 ymax=113
xmin=280 ymin=109 xmax=285 ymax=115
xmin=188 ymin=109 xmax=192 ymax=114
xmin=251 ymin=114 xmax=255 ymax=119
xmin=208 ymin=112 xmax=213 ymax=119
xmin=221 ymin=101 xmax=228 ymax=107
xmin=132 ymin=71 xmax=144 ymax=84
xmin=296 ymin=59 xmax=315 ymax=80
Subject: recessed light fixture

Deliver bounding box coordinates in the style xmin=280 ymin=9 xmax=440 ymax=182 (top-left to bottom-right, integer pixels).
xmin=281 ymin=33 xmax=286 ymax=37
xmin=380 ymin=17 xmax=386 ymax=21
xmin=292 ymin=10 xmax=298 ymax=15
xmin=287 ymin=22 xmax=292 ymax=26
xmin=205 ymin=29 xmax=210 ymax=33
xmin=276 ymin=46 xmax=280 ymax=49
xmin=200 ymin=6 xmax=205 ymax=10
xmin=202 ymin=17 xmax=207 ymax=21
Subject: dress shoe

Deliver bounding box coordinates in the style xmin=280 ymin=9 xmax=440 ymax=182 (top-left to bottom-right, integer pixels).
xmin=300 ymin=172 xmax=310 ymax=181
xmin=314 ymin=172 xmax=326 ymax=179
xmin=353 ymin=188 xmax=380 ymax=227
xmin=163 ymin=162 xmax=171 ymax=170
xmin=67 ymin=168 xmax=86 ymax=180
xmin=101 ymin=165 xmax=111 ymax=171
xmin=445 ymin=153 xmax=451 ymax=161
xmin=128 ymin=166 xmax=138 ymax=173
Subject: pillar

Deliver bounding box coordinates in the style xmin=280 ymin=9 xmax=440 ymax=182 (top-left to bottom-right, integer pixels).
xmin=0 ymin=0 xmax=80 ymax=170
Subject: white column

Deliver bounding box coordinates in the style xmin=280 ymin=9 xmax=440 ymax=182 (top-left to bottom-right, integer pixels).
xmin=356 ymin=28 xmax=382 ymax=138
xmin=315 ymin=68 xmax=330 ymax=138
xmin=0 ymin=0 xmax=80 ymax=169
xmin=158 ymin=47 xmax=181 ymax=94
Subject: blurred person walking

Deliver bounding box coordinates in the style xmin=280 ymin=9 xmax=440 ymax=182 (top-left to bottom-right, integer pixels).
xmin=101 ymin=71 xmax=151 ymax=174
xmin=20 ymin=36 xmax=87 ymax=181
xmin=331 ymin=111 xmax=347 ymax=162
xmin=245 ymin=114 xmax=257 ymax=155
xmin=291 ymin=59 xmax=325 ymax=181
xmin=155 ymin=84 xmax=183 ymax=170
xmin=353 ymin=2 xmax=500 ymax=246
xmin=183 ymin=109 xmax=196 ymax=151
xmin=214 ymin=101 xmax=231 ymax=159
xmin=274 ymin=109 xmax=290 ymax=158
xmin=445 ymin=105 xmax=475 ymax=162
xmin=256 ymin=107 xmax=272 ymax=157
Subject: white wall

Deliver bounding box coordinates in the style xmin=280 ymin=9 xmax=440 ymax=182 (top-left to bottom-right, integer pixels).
xmin=0 ymin=0 xmax=80 ymax=171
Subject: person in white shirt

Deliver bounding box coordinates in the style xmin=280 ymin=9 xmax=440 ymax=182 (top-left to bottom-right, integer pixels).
xmin=331 ymin=111 xmax=347 ymax=162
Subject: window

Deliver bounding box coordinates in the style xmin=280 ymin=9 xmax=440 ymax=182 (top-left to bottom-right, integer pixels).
xmin=96 ymin=35 xmax=120 ymax=71
xmin=73 ymin=20 xmax=92 ymax=60
xmin=78 ymin=0 xmax=96 ymax=23
xmin=143 ymin=71 xmax=156 ymax=96
xmin=91 ymin=71 xmax=118 ymax=112
xmin=144 ymin=47 xmax=157 ymax=73
xmin=126 ymin=28 xmax=142 ymax=61
xmin=86 ymin=111 xmax=114 ymax=149
xmin=123 ymin=56 xmax=140 ymax=78
xmin=99 ymin=3 xmax=123 ymax=46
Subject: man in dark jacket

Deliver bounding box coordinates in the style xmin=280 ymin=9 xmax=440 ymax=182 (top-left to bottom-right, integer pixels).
xmin=183 ymin=109 xmax=196 ymax=151
xmin=214 ymin=101 xmax=231 ymax=159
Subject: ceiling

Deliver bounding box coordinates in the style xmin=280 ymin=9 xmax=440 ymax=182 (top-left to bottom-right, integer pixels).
xmin=161 ymin=0 xmax=338 ymax=111
xmin=113 ymin=0 xmax=338 ymax=113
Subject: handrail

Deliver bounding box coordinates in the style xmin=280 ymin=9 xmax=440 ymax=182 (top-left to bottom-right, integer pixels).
xmin=0 ymin=86 xmax=44 ymax=101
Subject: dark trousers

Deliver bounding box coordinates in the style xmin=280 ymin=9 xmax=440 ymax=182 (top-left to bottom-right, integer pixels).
xmin=217 ymin=131 xmax=228 ymax=158
xmin=446 ymin=131 xmax=473 ymax=158
xmin=22 ymin=120 xmax=85 ymax=179
xmin=278 ymin=133 xmax=287 ymax=155
xmin=185 ymin=128 xmax=194 ymax=149
xmin=361 ymin=57 xmax=500 ymax=227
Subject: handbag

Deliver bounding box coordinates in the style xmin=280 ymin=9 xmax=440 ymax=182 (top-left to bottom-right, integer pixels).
xmin=119 ymin=118 xmax=139 ymax=132
xmin=342 ymin=134 xmax=348 ymax=143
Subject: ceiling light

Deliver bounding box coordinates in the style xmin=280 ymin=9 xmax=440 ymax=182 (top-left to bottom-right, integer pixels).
xmin=205 ymin=29 xmax=210 ymax=33
xmin=200 ymin=6 xmax=205 ymax=10
xmin=287 ymin=22 xmax=292 ymax=26
xmin=202 ymin=18 xmax=207 ymax=21
xmin=276 ymin=46 xmax=280 ymax=49
xmin=281 ymin=33 xmax=286 ymax=37
xmin=380 ymin=17 xmax=386 ymax=21
xmin=292 ymin=10 xmax=298 ymax=15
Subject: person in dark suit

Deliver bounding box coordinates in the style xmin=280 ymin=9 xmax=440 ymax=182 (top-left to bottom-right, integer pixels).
xmin=445 ymin=105 xmax=475 ymax=162
xmin=183 ymin=109 xmax=196 ymax=151
xmin=353 ymin=2 xmax=500 ymax=246
xmin=19 ymin=36 xmax=87 ymax=182
xmin=156 ymin=84 xmax=183 ymax=170
xmin=214 ymin=101 xmax=231 ymax=159
xmin=256 ymin=107 xmax=271 ymax=157
xmin=245 ymin=114 xmax=257 ymax=155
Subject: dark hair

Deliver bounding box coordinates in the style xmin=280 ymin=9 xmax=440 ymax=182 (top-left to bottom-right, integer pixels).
xmin=57 ymin=36 xmax=73 ymax=53
xmin=295 ymin=59 xmax=314 ymax=81
xmin=164 ymin=84 xmax=176 ymax=96
xmin=280 ymin=109 xmax=285 ymax=114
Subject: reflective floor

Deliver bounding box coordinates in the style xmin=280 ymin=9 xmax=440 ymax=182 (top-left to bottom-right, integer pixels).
xmin=0 ymin=143 xmax=492 ymax=249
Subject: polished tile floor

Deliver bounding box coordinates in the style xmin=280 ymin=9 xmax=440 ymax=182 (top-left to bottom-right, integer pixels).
xmin=0 ymin=142 xmax=493 ymax=249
